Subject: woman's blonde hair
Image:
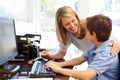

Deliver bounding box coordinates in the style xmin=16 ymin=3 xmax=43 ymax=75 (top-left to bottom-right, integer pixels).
xmin=55 ymin=6 xmax=86 ymax=46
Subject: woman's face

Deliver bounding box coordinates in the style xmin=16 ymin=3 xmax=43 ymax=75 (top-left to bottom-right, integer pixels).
xmin=61 ymin=16 xmax=78 ymax=34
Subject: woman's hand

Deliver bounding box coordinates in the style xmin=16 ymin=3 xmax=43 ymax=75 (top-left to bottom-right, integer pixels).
xmin=109 ymin=42 xmax=120 ymax=56
xmin=41 ymin=51 xmax=50 ymax=59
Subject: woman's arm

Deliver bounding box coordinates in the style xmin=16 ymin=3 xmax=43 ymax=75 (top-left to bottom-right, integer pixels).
xmin=41 ymin=41 xmax=69 ymax=59
xmin=49 ymin=51 xmax=66 ymax=59
xmin=41 ymin=51 xmax=65 ymax=59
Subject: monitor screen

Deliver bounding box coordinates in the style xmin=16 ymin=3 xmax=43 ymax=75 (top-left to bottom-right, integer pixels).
xmin=0 ymin=17 xmax=18 ymax=65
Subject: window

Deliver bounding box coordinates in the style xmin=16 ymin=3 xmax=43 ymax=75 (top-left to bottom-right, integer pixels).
xmin=40 ymin=0 xmax=78 ymax=49
xmin=0 ymin=0 xmax=37 ymax=35
xmin=89 ymin=0 xmax=120 ymax=39
xmin=89 ymin=0 xmax=120 ymax=26
xmin=0 ymin=0 xmax=28 ymax=21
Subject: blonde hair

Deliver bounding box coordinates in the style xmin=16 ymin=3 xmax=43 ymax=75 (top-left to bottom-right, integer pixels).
xmin=55 ymin=6 xmax=86 ymax=46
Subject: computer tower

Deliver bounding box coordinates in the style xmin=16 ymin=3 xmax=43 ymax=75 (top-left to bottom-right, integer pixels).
xmin=28 ymin=45 xmax=38 ymax=59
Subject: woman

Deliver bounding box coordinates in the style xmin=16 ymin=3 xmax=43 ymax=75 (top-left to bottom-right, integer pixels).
xmin=41 ymin=6 xmax=120 ymax=59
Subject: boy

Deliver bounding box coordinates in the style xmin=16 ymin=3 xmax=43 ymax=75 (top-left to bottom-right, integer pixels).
xmin=46 ymin=14 xmax=119 ymax=80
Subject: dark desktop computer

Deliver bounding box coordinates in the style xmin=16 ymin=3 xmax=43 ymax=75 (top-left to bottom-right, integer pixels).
xmin=0 ymin=17 xmax=20 ymax=80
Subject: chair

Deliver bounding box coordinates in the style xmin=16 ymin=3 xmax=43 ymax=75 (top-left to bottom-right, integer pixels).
xmin=118 ymin=52 xmax=120 ymax=80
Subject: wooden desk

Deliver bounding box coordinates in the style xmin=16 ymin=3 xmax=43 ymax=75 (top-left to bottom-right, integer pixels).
xmin=54 ymin=67 xmax=73 ymax=80
xmin=8 ymin=57 xmax=72 ymax=80
xmin=52 ymin=59 xmax=72 ymax=80
xmin=0 ymin=64 xmax=20 ymax=80
xmin=54 ymin=73 xmax=69 ymax=80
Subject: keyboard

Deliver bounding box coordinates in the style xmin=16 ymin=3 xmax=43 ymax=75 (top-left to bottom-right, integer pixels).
xmin=29 ymin=58 xmax=56 ymax=78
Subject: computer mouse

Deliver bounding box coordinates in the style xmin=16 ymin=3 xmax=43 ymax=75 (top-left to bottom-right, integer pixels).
xmin=34 ymin=57 xmax=42 ymax=61
xmin=28 ymin=59 xmax=34 ymax=64
xmin=34 ymin=57 xmax=48 ymax=62
xmin=42 ymin=58 xmax=48 ymax=62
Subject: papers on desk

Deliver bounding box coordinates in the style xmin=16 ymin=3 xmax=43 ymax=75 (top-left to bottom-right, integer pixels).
xmin=9 ymin=78 xmax=53 ymax=80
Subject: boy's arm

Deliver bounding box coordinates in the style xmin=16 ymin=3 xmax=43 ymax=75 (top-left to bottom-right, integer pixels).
xmin=58 ymin=68 xmax=97 ymax=80
xmin=59 ymin=56 xmax=86 ymax=67
xmin=46 ymin=56 xmax=96 ymax=80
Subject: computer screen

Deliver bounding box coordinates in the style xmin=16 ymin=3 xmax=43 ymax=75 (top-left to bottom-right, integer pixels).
xmin=0 ymin=17 xmax=18 ymax=65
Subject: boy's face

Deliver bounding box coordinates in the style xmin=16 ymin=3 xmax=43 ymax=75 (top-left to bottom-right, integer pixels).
xmin=86 ymin=29 xmax=95 ymax=43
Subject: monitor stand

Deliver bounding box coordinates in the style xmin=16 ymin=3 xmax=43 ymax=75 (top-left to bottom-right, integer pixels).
xmin=9 ymin=58 xmax=24 ymax=62
xmin=0 ymin=62 xmax=20 ymax=80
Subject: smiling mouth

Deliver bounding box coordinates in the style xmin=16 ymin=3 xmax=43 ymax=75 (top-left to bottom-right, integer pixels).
xmin=71 ymin=28 xmax=76 ymax=32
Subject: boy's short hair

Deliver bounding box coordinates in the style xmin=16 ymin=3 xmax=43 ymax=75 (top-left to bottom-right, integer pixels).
xmin=86 ymin=14 xmax=112 ymax=42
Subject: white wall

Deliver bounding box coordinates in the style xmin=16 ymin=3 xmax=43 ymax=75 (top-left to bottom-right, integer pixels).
xmin=78 ymin=0 xmax=90 ymax=18
xmin=15 ymin=0 xmax=41 ymax=35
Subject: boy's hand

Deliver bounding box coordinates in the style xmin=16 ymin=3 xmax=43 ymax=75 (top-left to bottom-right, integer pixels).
xmin=45 ymin=61 xmax=61 ymax=73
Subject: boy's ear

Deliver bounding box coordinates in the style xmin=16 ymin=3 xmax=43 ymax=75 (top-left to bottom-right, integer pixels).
xmin=92 ymin=31 xmax=97 ymax=37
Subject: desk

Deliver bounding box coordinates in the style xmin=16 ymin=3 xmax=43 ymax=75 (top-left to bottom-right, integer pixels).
xmin=8 ymin=55 xmax=32 ymax=76
xmin=0 ymin=64 xmax=20 ymax=80
xmin=54 ymin=73 xmax=70 ymax=80
xmin=9 ymin=57 xmax=72 ymax=80
xmin=52 ymin=59 xmax=72 ymax=80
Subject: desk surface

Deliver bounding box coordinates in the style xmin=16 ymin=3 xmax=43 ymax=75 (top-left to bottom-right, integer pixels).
xmin=8 ymin=56 xmax=72 ymax=80
xmin=53 ymin=59 xmax=72 ymax=80
xmin=54 ymin=73 xmax=70 ymax=80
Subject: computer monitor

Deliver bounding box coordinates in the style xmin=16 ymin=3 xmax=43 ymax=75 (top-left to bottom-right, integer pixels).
xmin=0 ymin=17 xmax=18 ymax=65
